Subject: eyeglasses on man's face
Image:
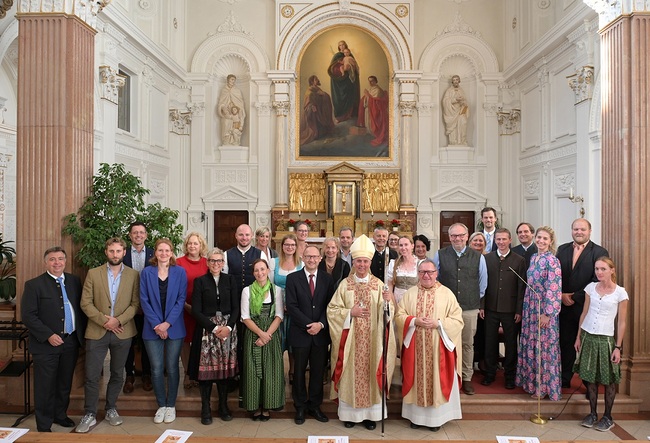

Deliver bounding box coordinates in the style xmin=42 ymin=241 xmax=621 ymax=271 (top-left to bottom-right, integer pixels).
xmin=418 ymin=270 xmax=437 ymax=276
xmin=449 ymin=233 xmax=467 ymax=239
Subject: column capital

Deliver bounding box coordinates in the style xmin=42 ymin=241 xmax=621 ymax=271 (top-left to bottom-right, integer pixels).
xmin=98 ymin=65 xmax=125 ymax=104
xmin=18 ymin=0 xmax=112 ymax=28
xmin=272 ymin=101 xmax=290 ymax=116
xmin=169 ymin=109 xmax=192 ymax=135
xmin=567 ymin=65 xmax=595 ymax=104
xmin=188 ymin=102 xmax=205 ymax=116
xmin=583 ymin=0 xmax=650 ymax=28
xmin=399 ymin=101 xmax=416 ymax=116
xmin=497 ymin=109 xmax=521 ymax=135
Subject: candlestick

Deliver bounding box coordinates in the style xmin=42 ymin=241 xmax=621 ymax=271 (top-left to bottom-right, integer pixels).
xmin=281 ymin=210 xmax=284 ymax=216
xmin=386 ymin=210 xmax=389 ymax=217
xmin=315 ymin=210 xmax=318 ymax=216
xmin=371 ymin=211 xmax=374 ymax=217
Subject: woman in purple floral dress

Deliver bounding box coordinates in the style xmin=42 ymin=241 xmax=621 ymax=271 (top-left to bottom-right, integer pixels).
xmin=515 ymin=226 xmax=562 ymax=400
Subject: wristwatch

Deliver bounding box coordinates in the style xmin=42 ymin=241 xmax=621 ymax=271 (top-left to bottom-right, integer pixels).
xmin=614 ymin=345 xmax=623 ymax=351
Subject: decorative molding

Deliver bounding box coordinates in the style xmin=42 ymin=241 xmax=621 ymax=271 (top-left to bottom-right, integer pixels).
xmin=567 ymin=65 xmax=594 ymax=104
xmin=99 ymin=65 xmax=126 ymax=104
xmin=554 ymin=172 xmax=575 ymax=194
xmin=188 ymin=102 xmax=205 ymax=116
xmin=215 ymin=169 xmax=248 ymax=184
xmin=255 ymin=101 xmax=272 ymax=117
xmin=212 ymin=10 xmax=253 ymax=37
xmin=0 ymin=0 xmax=13 ymax=19
xmin=418 ymin=214 xmax=432 ymax=229
xmin=538 ymin=0 xmax=551 ymax=9
xmin=149 ymin=178 xmax=166 ymax=196
xmin=524 ymin=179 xmax=540 ymax=196
xmin=483 ymin=102 xmax=500 ymax=117
xmin=338 ymin=0 xmax=351 ymax=12
xmin=18 ymin=0 xmax=112 ymax=28
xmin=416 ymin=102 xmax=435 ymax=116
xmin=219 ymin=0 xmax=241 ymax=3
xmin=440 ymin=170 xmax=475 ymax=186
xmin=519 ymin=143 xmax=577 ymax=167
xmin=272 ymin=101 xmax=290 ymax=116
xmin=169 ymin=109 xmax=192 ymax=135
xmin=0 ymin=153 xmax=12 ymax=168
xmin=434 ymin=11 xmax=482 ymax=39
xmin=497 ymin=108 xmax=521 ymax=135
xmin=399 ymin=101 xmax=416 ymax=116
xmin=582 ymin=0 xmax=621 ymax=27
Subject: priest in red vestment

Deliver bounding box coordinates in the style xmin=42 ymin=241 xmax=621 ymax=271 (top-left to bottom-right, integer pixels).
xmin=357 ymin=76 xmax=389 ymax=147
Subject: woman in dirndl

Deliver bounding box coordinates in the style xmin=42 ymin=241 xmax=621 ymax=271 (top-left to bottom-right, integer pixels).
xmin=188 ymin=248 xmax=239 ymax=425
xmin=574 ymin=256 xmax=628 ymax=432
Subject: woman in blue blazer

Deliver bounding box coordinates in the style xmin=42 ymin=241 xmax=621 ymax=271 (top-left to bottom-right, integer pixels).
xmin=140 ymin=238 xmax=187 ymax=424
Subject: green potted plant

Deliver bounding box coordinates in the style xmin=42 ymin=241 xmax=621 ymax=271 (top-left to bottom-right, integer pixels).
xmin=0 ymin=234 xmax=16 ymax=301
xmin=63 ymin=163 xmax=184 ymax=268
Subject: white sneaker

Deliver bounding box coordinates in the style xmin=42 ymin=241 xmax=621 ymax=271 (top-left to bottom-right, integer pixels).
xmin=154 ymin=407 xmax=167 ymax=424
xmin=164 ymin=407 xmax=176 ymax=423
xmin=76 ymin=413 xmax=96 ymax=433
xmin=106 ymin=408 xmax=123 ymax=426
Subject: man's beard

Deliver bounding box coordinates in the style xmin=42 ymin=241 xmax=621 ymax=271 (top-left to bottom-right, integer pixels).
xmin=108 ymin=257 xmax=123 ymax=266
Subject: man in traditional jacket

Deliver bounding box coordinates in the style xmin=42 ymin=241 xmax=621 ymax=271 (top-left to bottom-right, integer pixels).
xmin=327 ymin=234 xmax=396 ymax=431
xmin=395 ymin=259 xmax=464 ymax=432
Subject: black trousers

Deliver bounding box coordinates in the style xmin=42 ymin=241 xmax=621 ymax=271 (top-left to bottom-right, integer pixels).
xmin=559 ymin=303 xmax=583 ymax=385
xmin=292 ymin=343 xmax=328 ymax=410
xmin=125 ymin=313 xmax=150 ymax=377
xmin=483 ymin=310 xmax=518 ymax=381
xmin=32 ymin=334 xmax=79 ymax=431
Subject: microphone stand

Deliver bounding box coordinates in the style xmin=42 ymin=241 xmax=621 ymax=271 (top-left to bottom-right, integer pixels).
xmin=381 ymin=290 xmax=390 ymax=438
xmin=509 ymin=266 xmax=549 ymax=425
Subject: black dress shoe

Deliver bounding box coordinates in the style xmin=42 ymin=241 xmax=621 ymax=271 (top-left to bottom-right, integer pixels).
xmin=430 ymin=426 xmax=441 ymax=432
xmin=308 ymin=408 xmax=329 ymax=423
xmin=54 ymin=417 xmax=75 ymax=427
xmin=344 ymin=421 xmax=355 ymax=428
xmin=410 ymin=422 xmax=420 ymax=429
xmin=481 ymin=377 xmax=494 ymax=386
xmin=505 ymin=380 xmax=516 ymax=390
xmin=295 ymin=409 xmax=305 ymax=425
xmin=37 ymin=429 xmax=52 ymax=432
xmin=363 ymin=420 xmax=376 ymax=430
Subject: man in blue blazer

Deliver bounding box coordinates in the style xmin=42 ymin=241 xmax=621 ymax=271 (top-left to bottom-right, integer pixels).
xmin=285 ymin=245 xmax=335 ymax=425
xmin=122 ymin=221 xmax=154 ymax=393
xmin=21 ymin=246 xmax=86 ymax=432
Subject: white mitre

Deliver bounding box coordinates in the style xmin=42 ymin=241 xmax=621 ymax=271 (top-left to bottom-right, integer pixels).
xmin=350 ymin=234 xmax=375 ymax=260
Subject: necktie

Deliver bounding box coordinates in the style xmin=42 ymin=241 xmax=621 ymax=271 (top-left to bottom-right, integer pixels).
xmin=309 ymin=274 xmax=315 ymax=297
xmin=485 ymin=233 xmax=491 ymax=251
xmin=57 ymin=277 xmax=73 ymax=334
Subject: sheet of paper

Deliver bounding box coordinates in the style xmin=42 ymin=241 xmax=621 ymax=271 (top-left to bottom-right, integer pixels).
xmin=307 ymin=436 xmax=350 ymax=443
xmin=154 ymin=429 xmax=193 ymax=443
xmin=0 ymin=427 xmax=29 ymax=443
xmin=496 ymin=436 xmax=540 ymax=443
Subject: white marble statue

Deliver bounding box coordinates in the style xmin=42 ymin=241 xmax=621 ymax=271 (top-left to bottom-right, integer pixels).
xmin=442 ymin=75 xmax=469 ymax=145
xmin=218 ymin=74 xmax=246 ymax=146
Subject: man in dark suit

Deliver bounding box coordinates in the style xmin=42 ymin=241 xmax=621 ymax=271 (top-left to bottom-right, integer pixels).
xmin=122 ymin=221 xmax=154 ymax=393
xmin=511 ymin=222 xmax=537 ymax=269
xmin=370 ymin=227 xmax=396 ymax=283
xmin=556 ymin=218 xmax=608 ymax=388
xmin=480 ymin=229 xmax=526 ymax=389
xmin=21 ymin=246 xmax=86 ymax=432
xmin=481 ymin=207 xmax=498 ymax=253
xmin=285 ymin=245 xmax=335 ymax=425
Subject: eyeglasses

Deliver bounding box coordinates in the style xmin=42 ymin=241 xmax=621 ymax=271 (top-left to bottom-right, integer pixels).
xmin=207 ymin=259 xmax=225 ymax=265
xmin=449 ymin=233 xmax=467 ymax=239
xmin=297 ymin=229 xmax=309 ymax=233
xmin=283 ymin=243 xmax=296 ymax=248
xmin=418 ymin=270 xmax=438 ymax=276
xmin=303 ymin=255 xmax=320 ymax=260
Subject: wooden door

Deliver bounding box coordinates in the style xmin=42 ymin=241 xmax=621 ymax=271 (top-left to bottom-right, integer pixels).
xmin=213 ymin=210 xmax=249 ymax=249
xmin=439 ymin=211 xmax=475 ymax=249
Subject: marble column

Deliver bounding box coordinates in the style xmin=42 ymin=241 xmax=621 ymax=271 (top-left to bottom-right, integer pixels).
xmin=598 ymin=10 xmax=650 ymax=409
xmin=16 ymin=13 xmax=96 ymax=316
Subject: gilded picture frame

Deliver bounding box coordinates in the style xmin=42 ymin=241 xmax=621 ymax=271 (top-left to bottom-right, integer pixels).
xmin=297 ymin=26 xmax=392 ymax=160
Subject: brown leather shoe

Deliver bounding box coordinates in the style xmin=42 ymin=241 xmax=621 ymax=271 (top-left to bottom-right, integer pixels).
xmin=142 ymin=375 xmax=153 ymax=391
xmin=123 ymin=375 xmax=134 ymax=394
xmin=462 ymin=380 xmax=475 ymax=395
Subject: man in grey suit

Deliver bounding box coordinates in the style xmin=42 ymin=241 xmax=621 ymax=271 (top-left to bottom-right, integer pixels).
xmin=76 ymin=237 xmax=140 ymax=433
xmin=21 ymin=246 xmax=86 ymax=432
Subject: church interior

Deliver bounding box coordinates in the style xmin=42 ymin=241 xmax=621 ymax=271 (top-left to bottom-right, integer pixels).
xmin=0 ymin=0 xmax=648 ymax=440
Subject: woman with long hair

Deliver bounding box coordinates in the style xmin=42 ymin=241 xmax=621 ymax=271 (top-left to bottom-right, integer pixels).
xmin=140 ymin=238 xmax=187 ymax=423
xmin=386 ymin=235 xmax=419 ymax=305
xmin=255 ymin=227 xmax=278 ymax=261
xmin=241 ymin=259 xmax=285 ymax=421
xmin=188 ymin=248 xmax=239 ymax=424
xmin=176 ymin=232 xmax=208 ymax=390
xmin=574 ymin=257 xmax=628 ymax=431
xmin=516 ymin=226 xmax=562 ymax=400
xmin=318 ymin=237 xmax=350 ymax=288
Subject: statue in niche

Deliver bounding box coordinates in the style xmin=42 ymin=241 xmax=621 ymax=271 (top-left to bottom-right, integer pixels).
xmin=218 ymin=74 xmax=246 ymax=146
xmin=442 ymin=75 xmax=469 ymax=145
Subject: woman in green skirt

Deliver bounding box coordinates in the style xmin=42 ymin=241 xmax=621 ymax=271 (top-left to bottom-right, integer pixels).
xmin=240 ymin=259 xmax=285 ymax=420
xmin=574 ymin=257 xmax=628 ymax=432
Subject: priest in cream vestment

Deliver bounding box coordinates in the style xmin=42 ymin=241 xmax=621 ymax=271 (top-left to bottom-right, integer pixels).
xmin=395 ymin=258 xmax=464 ymax=431
xmin=327 ymin=235 xmax=396 ymax=430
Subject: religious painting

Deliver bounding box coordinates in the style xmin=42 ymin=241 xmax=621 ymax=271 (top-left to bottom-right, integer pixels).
xmin=297 ymin=26 xmax=392 ymax=160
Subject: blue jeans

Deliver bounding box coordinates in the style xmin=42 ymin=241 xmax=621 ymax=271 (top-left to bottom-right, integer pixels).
xmin=144 ymin=338 xmax=183 ymax=407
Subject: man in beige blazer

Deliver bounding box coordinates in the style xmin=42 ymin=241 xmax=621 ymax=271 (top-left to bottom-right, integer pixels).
xmin=77 ymin=237 xmax=140 ymax=433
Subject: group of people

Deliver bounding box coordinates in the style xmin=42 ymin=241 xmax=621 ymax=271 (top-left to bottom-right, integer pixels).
xmin=21 ymin=212 xmax=627 ymax=434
